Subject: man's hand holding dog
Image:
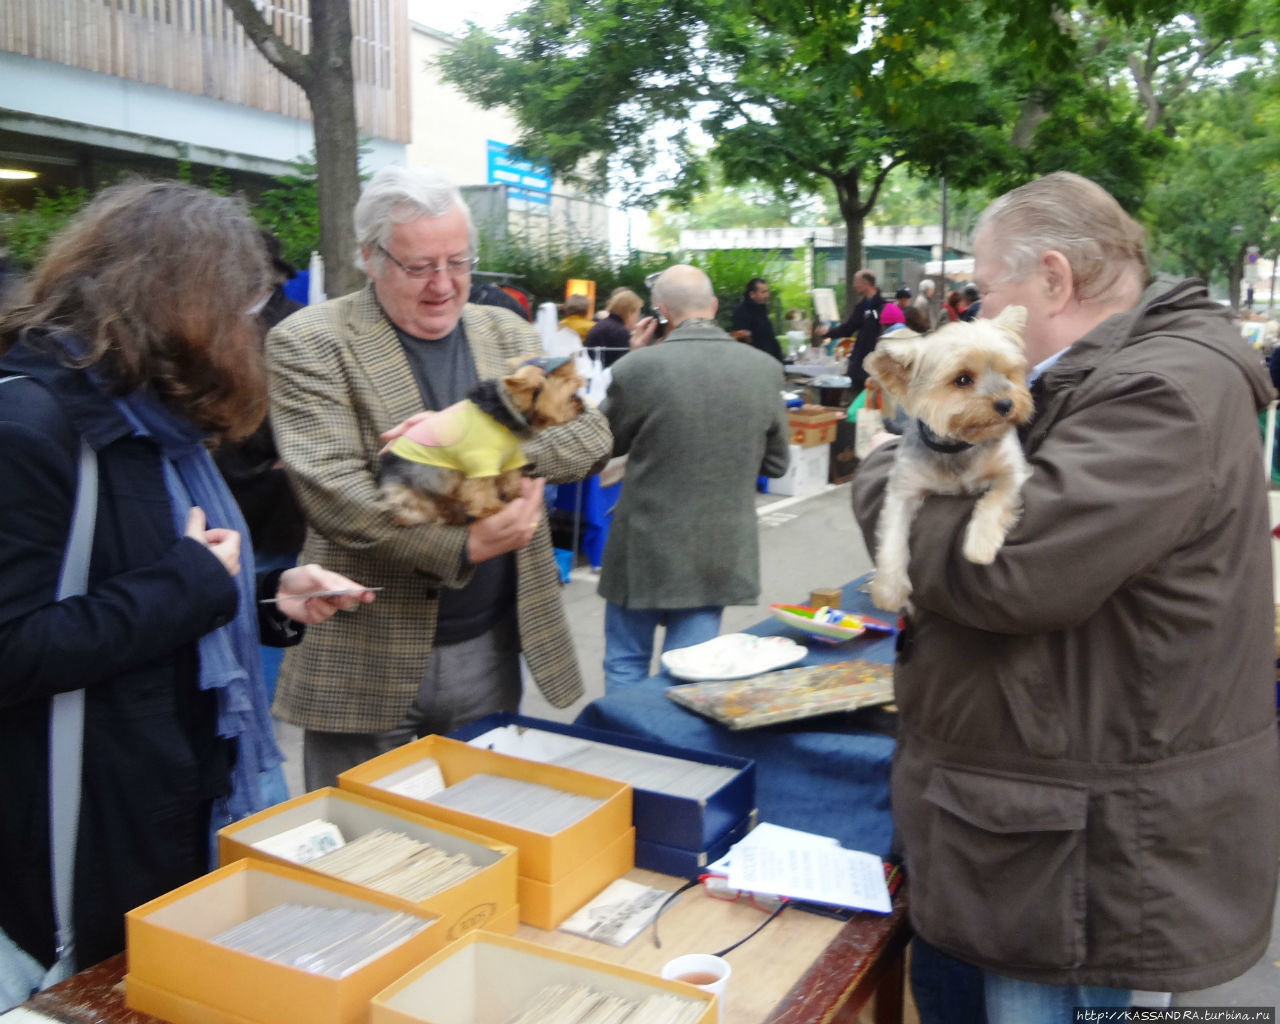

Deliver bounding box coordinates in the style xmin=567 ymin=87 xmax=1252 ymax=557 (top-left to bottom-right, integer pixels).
xmin=467 ymin=477 xmax=545 ymax=563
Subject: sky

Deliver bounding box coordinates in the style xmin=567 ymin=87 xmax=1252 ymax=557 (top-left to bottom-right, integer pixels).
xmin=407 ymin=0 xmax=524 ymax=36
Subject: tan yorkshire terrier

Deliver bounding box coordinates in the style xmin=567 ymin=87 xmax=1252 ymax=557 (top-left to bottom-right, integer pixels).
xmin=379 ymin=356 xmax=585 ymax=526
xmin=863 ymin=305 xmax=1034 ymax=612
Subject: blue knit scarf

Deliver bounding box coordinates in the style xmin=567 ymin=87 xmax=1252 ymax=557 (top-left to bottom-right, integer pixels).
xmin=113 ymin=393 xmax=285 ymax=841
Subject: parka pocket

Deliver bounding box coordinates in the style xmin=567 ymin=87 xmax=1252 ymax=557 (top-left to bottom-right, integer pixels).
xmin=921 ymin=764 xmax=1088 ymax=969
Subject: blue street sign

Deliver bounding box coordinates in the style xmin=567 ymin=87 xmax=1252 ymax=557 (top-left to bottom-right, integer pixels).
xmin=487 ymin=141 xmax=552 ymax=205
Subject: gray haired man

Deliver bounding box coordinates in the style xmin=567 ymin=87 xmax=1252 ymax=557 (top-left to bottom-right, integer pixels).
xmin=267 ymin=165 xmax=612 ymax=788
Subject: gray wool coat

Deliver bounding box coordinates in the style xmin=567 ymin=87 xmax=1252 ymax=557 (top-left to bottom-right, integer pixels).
xmin=597 ymin=318 xmax=790 ymax=610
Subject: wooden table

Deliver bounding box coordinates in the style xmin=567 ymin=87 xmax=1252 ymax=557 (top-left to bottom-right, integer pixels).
xmin=5 ymin=873 xmax=909 ymax=1024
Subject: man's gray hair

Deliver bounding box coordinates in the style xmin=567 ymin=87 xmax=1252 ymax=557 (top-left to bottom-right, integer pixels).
xmin=353 ymin=165 xmax=478 ymax=273
xmin=652 ymin=265 xmax=716 ymax=322
xmin=974 ymin=171 xmax=1148 ymax=306
xmin=919 ymin=278 xmax=935 ymax=296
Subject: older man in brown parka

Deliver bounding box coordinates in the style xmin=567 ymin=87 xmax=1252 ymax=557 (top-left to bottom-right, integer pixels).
xmin=852 ymin=172 xmax=1279 ymax=1021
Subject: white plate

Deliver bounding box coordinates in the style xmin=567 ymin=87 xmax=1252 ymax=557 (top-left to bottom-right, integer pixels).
xmin=660 ymin=633 xmax=807 ymax=682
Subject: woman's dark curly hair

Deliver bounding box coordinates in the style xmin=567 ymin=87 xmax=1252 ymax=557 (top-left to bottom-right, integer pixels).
xmin=0 ymin=179 xmax=271 ymax=440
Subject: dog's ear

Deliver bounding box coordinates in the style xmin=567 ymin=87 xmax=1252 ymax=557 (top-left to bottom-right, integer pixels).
xmin=501 ymin=363 xmax=546 ymax=404
xmin=864 ymin=336 xmax=923 ymax=401
xmin=992 ymin=305 xmax=1028 ymax=348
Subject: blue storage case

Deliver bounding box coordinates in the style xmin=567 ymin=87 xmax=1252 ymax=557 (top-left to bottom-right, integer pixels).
xmin=634 ymin=811 xmax=757 ymax=880
xmin=448 ymin=713 xmax=756 ymax=858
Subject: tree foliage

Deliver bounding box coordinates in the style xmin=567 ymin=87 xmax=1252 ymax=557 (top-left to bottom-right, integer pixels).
xmin=440 ymin=0 xmax=1011 ymax=312
xmin=1143 ymin=71 xmax=1280 ymax=304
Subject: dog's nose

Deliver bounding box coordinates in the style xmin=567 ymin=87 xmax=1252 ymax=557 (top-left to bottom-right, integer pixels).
xmin=993 ymin=397 xmax=1013 ymax=416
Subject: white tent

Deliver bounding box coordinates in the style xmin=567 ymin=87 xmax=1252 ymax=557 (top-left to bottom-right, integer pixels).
xmin=923 ymin=257 xmax=974 ymax=277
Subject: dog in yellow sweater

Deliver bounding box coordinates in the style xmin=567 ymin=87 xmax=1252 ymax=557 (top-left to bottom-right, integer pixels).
xmin=379 ymin=356 xmax=585 ymax=525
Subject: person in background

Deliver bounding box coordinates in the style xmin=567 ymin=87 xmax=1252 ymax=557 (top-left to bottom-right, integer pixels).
xmin=468 ymin=280 xmax=530 ymax=321
xmin=959 ymin=282 xmax=981 ymax=321
xmin=584 ymin=287 xmax=647 ymax=368
xmin=558 ymin=293 xmax=595 ymax=342
xmin=215 ymin=231 xmax=307 ymax=573
xmin=903 ymin=304 xmax=931 ymax=335
xmin=816 ymin=269 xmax=886 ymax=395
xmin=0 ymin=181 xmax=374 ymax=1008
xmin=894 ymin=286 xmax=912 ymax=312
xmin=597 ymin=265 xmax=789 ymax=689
xmin=730 ymin=277 xmax=785 ymax=362
xmin=267 ymin=165 xmax=612 ymax=790
xmin=913 ymin=278 xmax=936 ymax=322
xmin=942 ymin=289 xmax=963 ymax=325
xmin=851 ymin=170 xmax=1278 ymax=1024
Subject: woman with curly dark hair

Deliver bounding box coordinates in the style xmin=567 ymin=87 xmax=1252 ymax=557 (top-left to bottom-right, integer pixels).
xmin=0 ymin=180 xmax=375 ymax=1006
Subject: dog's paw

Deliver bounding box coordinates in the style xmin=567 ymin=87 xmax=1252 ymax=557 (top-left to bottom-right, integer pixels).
xmin=962 ymin=519 xmax=1004 ymax=564
xmin=871 ymin=572 xmax=911 ymax=612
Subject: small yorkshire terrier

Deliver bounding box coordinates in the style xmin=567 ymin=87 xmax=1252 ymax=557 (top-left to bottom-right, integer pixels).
xmin=863 ymin=305 xmax=1034 ymax=612
xmin=379 ymin=356 xmax=585 ymax=526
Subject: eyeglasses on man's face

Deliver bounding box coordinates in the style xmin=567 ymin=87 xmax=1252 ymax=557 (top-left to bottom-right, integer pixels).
xmin=377 ymin=243 xmax=478 ymax=280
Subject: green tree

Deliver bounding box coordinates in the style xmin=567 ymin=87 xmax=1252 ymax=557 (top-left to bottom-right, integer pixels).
xmin=1144 ymin=73 xmax=1280 ymax=305
xmin=0 ymin=187 xmax=90 ymax=272
xmin=439 ymin=0 xmax=1010 ymax=317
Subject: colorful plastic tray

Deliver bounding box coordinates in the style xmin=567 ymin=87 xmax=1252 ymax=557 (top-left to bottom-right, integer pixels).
xmin=769 ymin=604 xmax=895 ymax=643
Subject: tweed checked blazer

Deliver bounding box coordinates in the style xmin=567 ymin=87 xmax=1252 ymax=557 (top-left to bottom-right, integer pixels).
xmin=266 ymin=286 xmax=612 ymax=732
xmin=597 ymin=318 xmax=790 ymax=610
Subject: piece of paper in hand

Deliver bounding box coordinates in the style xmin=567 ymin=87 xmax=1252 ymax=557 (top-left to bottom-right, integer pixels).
xmin=727 ymin=843 xmax=891 ymax=914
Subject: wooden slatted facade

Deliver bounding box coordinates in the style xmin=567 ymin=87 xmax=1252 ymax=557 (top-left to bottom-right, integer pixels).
xmin=0 ymin=0 xmax=410 ymax=143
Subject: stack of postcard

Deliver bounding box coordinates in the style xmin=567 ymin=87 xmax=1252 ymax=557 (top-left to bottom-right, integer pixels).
xmin=666 ymin=659 xmax=894 ymax=730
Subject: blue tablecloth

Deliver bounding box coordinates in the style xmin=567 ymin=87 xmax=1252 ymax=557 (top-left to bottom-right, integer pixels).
xmin=575 ymin=576 xmax=899 ymax=857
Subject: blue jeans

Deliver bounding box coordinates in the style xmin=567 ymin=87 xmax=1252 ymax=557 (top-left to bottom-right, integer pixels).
xmin=984 ymin=970 xmax=1131 ymax=1024
xmin=603 ymin=603 xmax=723 ymax=691
xmin=909 ymin=936 xmax=986 ymax=1024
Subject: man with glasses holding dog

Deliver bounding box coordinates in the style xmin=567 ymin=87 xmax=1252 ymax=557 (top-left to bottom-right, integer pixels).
xmin=852 ymin=171 xmax=1278 ymax=1022
xmin=267 ymin=165 xmax=611 ymax=789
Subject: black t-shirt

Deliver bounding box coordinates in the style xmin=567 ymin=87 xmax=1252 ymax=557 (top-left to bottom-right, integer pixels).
xmin=395 ymin=321 xmax=516 ymax=645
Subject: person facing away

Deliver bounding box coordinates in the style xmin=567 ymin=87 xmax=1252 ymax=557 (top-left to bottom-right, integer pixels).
xmin=850 ymin=170 xmax=1279 ymax=1024
xmin=730 ymin=277 xmax=785 ymax=362
xmin=942 ymin=288 xmax=963 ymax=325
xmin=816 ymin=268 xmax=886 ymax=395
xmin=596 ymin=264 xmax=790 ymax=690
xmin=0 ymin=181 xmax=374 ymax=1007
xmin=266 ymin=165 xmax=613 ymax=790
xmin=214 ymin=230 xmax=307 ymax=570
xmin=584 ymin=287 xmax=646 ymax=368
xmin=959 ymin=282 xmax=981 ymax=321
xmin=558 ymin=293 xmax=595 ymax=342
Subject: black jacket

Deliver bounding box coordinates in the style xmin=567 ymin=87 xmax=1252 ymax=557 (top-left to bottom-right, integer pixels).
xmin=0 ymin=334 xmax=292 ymax=970
xmin=831 ymin=291 xmax=885 ymax=392
xmin=730 ymin=298 xmax=785 ymax=363
xmin=583 ymin=312 xmax=631 ymax=368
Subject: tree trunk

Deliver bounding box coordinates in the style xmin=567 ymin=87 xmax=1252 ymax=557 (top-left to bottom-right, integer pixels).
xmin=309 ymin=0 xmax=363 ymax=299
xmin=834 ymin=176 xmax=864 ymax=318
xmin=1226 ymin=252 xmax=1244 ymax=311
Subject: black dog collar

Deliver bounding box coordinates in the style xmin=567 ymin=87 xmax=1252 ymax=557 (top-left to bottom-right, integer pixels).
xmin=917 ymin=419 xmax=973 ymax=453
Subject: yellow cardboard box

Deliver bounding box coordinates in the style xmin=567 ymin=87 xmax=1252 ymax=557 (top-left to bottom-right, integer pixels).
xmin=370 ymin=931 xmax=715 ymax=1024
xmin=125 ymin=859 xmax=443 ymax=1024
xmin=338 ymin=735 xmax=632 ymax=884
xmin=517 ymin=827 xmax=635 ymax=930
xmin=217 ymin=787 xmax=518 ymax=942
